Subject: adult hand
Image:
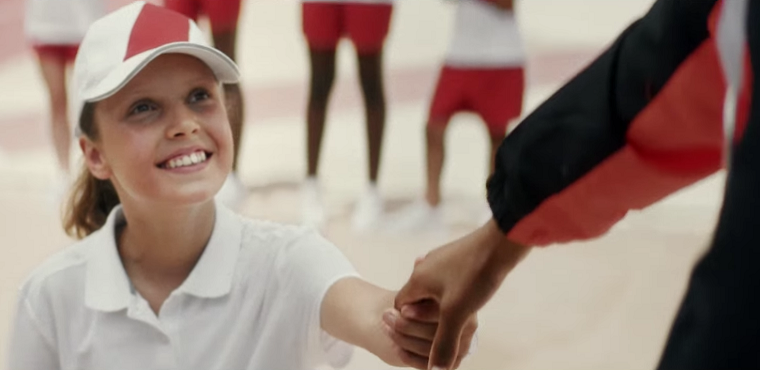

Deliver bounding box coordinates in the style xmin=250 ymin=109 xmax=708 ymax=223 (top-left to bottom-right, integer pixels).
xmin=395 ymin=219 xmax=531 ymax=370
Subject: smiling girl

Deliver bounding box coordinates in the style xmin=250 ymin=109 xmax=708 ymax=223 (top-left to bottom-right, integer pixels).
xmin=6 ymin=3 xmax=475 ymax=370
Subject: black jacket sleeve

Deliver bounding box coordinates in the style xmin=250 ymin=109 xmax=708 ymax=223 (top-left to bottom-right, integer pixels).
xmin=486 ymin=0 xmax=718 ymax=236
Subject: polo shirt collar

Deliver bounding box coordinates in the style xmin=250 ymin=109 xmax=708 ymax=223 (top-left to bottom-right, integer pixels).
xmin=85 ymin=203 xmax=242 ymax=312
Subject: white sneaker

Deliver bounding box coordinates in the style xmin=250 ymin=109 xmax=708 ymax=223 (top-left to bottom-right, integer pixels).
xmin=301 ymin=178 xmax=326 ymax=230
xmin=216 ymin=173 xmax=247 ymax=210
xmin=387 ymin=199 xmax=445 ymax=234
xmin=351 ymin=185 xmax=383 ymax=232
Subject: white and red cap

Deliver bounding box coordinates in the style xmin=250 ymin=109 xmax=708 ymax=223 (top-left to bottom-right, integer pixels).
xmin=72 ymin=1 xmax=239 ymax=134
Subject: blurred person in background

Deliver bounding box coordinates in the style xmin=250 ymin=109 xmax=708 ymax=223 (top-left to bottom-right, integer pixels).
xmin=25 ymin=0 xmax=106 ymax=199
xmin=389 ymin=0 xmax=524 ymax=233
xmin=388 ymin=0 xmax=760 ymax=369
xmin=300 ymin=0 xmax=394 ymax=231
xmin=163 ymin=0 xmax=247 ymax=207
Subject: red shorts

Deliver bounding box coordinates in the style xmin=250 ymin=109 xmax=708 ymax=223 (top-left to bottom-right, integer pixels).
xmin=302 ymin=2 xmax=393 ymax=54
xmin=429 ymin=66 xmax=525 ymax=135
xmin=164 ymin=0 xmax=242 ymax=34
xmin=33 ymin=44 xmax=79 ymax=63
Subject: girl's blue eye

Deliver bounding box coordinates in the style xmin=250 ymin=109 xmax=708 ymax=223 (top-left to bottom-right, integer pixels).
xmin=189 ymin=89 xmax=211 ymax=103
xmin=128 ymin=101 xmax=156 ymax=116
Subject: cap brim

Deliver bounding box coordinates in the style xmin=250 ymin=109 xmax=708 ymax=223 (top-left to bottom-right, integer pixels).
xmin=83 ymin=42 xmax=240 ymax=102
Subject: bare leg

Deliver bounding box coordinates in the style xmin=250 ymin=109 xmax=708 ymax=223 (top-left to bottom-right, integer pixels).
xmin=356 ymin=51 xmax=386 ymax=183
xmin=301 ymin=48 xmax=337 ymax=228
xmin=425 ymin=123 xmax=447 ymax=207
xmin=306 ymin=49 xmax=337 ymax=178
xmin=37 ymin=55 xmax=70 ymax=173
xmin=386 ymin=120 xmax=448 ymax=234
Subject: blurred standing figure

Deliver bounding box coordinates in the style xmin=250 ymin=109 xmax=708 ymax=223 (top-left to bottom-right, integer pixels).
xmin=25 ymin=0 xmax=106 ymax=193
xmin=300 ymin=0 xmax=394 ymax=231
xmin=390 ymin=0 xmax=524 ymax=233
xmin=163 ymin=0 xmax=248 ymax=207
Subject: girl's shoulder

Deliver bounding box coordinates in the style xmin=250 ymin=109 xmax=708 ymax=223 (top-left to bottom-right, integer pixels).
xmin=17 ymin=235 xmax=98 ymax=303
xmin=235 ymin=215 xmax=345 ymax=268
xmin=209 ymin=206 xmax=354 ymax=290
xmin=233 ymin=216 xmax=357 ymax=300
xmin=237 ymin=217 xmax=320 ymax=254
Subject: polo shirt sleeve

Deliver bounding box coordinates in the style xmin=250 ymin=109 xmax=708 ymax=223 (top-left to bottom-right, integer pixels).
xmin=7 ymin=289 xmax=60 ymax=369
xmin=274 ymin=228 xmax=360 ymax=369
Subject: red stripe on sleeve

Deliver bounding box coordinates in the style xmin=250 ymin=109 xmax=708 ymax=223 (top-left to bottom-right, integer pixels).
xmin=507 ymin=39 xmax=729 ymax=246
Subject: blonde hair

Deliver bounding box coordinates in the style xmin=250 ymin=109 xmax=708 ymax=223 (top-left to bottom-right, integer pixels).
xmin=63 ymin=103 xmax=121 ymax=239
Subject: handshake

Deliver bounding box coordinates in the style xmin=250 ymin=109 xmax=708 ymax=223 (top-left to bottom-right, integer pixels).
xmin=377 ymin=220 xmax=530 ymax=370
xmin=383 ymin=297 xmax=478 ymax=370
xmin=381 ymin=253 xmax=479 ymax=370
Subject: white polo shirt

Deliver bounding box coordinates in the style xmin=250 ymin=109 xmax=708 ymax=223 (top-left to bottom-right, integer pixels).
xmin=7 ymin=204 xmax=358 ymax=370
xmin=25 ymin=0 xmax=106 ymax=45
xmin=445 ymin=0 xmax=525 ymax=68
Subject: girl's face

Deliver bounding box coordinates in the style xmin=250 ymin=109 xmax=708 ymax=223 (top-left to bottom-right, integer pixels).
xmin=82 ymin=54 xmax=233 ymax=207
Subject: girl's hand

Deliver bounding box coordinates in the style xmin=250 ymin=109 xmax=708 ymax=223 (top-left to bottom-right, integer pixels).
xmin=382 ymin=302 xmax=478 ymax=370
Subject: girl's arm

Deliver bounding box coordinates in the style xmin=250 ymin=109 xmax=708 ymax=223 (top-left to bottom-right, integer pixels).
xmin=320 ymin=278 xmax=402 ymax=366
xmin=321 ymin=277 xmax=477 ymax=370
xmin=277 ymin=228 xmax=475 ymax=369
